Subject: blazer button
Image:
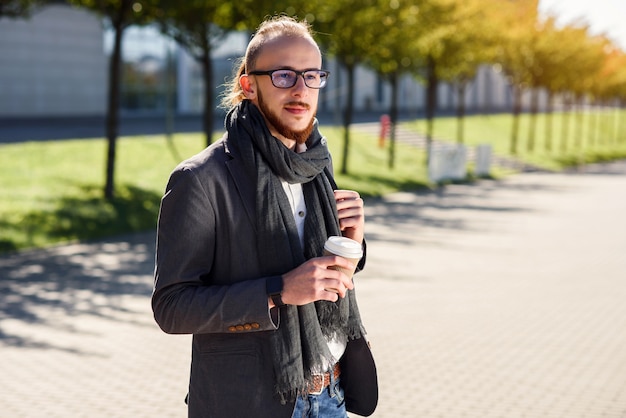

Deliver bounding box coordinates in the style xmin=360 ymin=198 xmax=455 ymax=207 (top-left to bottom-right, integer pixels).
xmin=236 ymin=325 xmax=244 ymax=332
xmin=228 ymin=326 xmax=237 ymax=332
xmin=244 ymin=323 xmax=252 ymax=331
xmin=251 ymin=323 xmax=260 ymax=329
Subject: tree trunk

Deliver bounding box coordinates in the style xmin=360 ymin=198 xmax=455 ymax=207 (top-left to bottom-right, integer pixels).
xmin=104 ymin=1 xmax=131 ymax=200
xmin=544 ymin=92 xmax=553 ymax=152
xmin=201 ymin=35 xmax=214 ymax=147
xmin=613 ymin=103 xmax=620 ymax=144
xmin=164 ymin=45 xmax=181 ymax=162
xmin=425 ymin=55 xmax=438 ymax=166
xmin=334 ymin=63 xmax=342 ymax=125
xmin=340 ymin=62 xmax=355 ymax=175
xmin=510 ymin=84 xmax=522 ymax=155
xmin=589 ymin=100 xmax=597 ymax=148
xmin=388 ymin=72 xmax=399 ymax=169
xmin=527 ymin=89 xmax=538 ymax=153
xmin=618 ymin=99 xmax=626 ymax=143
xmin=602 ymin=101 xmax=613 ymax=145
xmin=560 ymin=95 xmax=571 ymax=153
xmin=574 ymin=96 xmax=584 ymax=149
xmin=456 ymin=81 xmax=467 ymax=144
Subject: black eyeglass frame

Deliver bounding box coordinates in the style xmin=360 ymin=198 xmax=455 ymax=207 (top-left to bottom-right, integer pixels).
xmin=247 ymin=68 xmax=330 ymax=89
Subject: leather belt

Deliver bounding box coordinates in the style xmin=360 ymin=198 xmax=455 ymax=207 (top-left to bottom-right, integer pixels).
xmin=308 ymin=363 xmax=341 ymax=395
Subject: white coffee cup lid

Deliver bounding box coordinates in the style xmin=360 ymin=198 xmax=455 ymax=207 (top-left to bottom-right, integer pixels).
xmin=324 ymin=236 xmax=363 ymax=259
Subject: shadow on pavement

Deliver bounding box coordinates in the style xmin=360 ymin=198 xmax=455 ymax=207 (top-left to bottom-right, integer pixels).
xmin=0 ymin=232 xmax=155 ymax=351
xmin=565 ymin=159 xmax=626 ymax=176
xmin=0 ymin=163 xmax=620 ymax=351
xmin=363 ymin=176 xmax=569 ymax=247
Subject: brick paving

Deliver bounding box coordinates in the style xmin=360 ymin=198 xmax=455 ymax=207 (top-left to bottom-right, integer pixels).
xmin=1 ymin=161 xmax=626 ymax=417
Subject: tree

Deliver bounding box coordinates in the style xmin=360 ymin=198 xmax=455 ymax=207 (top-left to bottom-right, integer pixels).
xmin=517 ymin=16 xmax=594 ymax=153
xmin=530 ymin=17 xmax=572 ymax=152
xmin=524 ymin=17 xmax=555 ymax=153
xmin=495 ymin=0 xmax=539 ymax=155
xmin=434 ymin=0 xmax=498 ymax=144
xmin=314 ymin=0 xmax=377 ymax=174
xmin=69 ymin=0 xmax=156 ymax=200
xmin=349 ymin=0 xmax=422 ymax=170
xmin=550 ymin=23 xmax=596 ymax=153
xmin=155 ymin=1 xmax=246 ymax=147
xmin=572 ymin=35 xmax=605 ymax=150
xmin=591 ymin=41 xmax=626 ymax=145
xmin=0 ymin=0 xmax=43 ymax=17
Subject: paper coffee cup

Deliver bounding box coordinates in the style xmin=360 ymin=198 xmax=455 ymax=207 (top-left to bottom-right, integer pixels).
xmin=323 ymin=236 xmax=363 ymax=280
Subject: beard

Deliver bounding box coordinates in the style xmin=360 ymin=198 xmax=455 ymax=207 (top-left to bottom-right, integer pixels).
xmin=257 ymin=90 xmax=316 ymax=145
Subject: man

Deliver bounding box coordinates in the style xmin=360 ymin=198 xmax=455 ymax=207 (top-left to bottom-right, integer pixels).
xmin=152 ymin=16 xmax=376 ymax=418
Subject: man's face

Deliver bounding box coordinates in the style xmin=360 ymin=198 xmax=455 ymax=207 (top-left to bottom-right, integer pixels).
xmin=242 ymin=36 xmax=322 ymax=146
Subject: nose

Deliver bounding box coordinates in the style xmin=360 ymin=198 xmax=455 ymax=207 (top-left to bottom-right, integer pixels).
xmin=292 ymin=74 xmax=309 ymax=96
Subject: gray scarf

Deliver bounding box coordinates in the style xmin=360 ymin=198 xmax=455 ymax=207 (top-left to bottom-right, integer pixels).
xmin=225 ymin=101 xmax=364 ymax=402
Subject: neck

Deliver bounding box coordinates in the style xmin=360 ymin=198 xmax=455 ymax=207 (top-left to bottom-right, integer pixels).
xmin=272 ymin=130 xmax=297 ymax=150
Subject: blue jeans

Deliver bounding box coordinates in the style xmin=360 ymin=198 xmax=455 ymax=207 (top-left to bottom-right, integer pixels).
xmin=291 ymin=376 xmax=347 ymax=418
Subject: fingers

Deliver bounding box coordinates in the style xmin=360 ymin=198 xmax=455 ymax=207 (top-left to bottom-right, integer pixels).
xmin=324 ymin=255 xmax=357 ymax=276
xmin=281 ymin=256 xmax=354 ymax=305
xmin=334 ymin=189 xmax=359 ymax=200
xmin=334 ymin=190 xmax=363 ymax=212
xmin=334 ymin=189 xmax=364 ymax=243
xmin=316 ymin=256 xmax=355 ymax=297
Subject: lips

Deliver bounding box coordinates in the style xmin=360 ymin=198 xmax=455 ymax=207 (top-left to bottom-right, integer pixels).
xmin=284 ymin=102 xmax=310 ymax=114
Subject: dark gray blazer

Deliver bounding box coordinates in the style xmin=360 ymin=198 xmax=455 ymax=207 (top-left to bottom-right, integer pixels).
xmin=152 ymin=134 xmax=374 ymax=417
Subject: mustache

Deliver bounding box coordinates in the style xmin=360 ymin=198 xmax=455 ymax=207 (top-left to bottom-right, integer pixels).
xmin=285 ymin=101 xmax=310 ymax=109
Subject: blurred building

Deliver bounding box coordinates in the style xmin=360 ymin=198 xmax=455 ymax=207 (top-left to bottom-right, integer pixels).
xmin=0 ymin=2 xmax=539 ymax=121
xmin=0 ymin=3 xmax=107 ymax=117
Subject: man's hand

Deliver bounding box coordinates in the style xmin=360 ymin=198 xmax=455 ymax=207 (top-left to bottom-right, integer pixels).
xmin=334 ymin=189 xmax=364 ymax=244
xmin=280 ymin=256 xmax=355 ymax=306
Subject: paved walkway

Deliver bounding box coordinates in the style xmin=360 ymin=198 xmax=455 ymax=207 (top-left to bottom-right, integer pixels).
xmin=1 ymin=161 xmax=626 ymax=417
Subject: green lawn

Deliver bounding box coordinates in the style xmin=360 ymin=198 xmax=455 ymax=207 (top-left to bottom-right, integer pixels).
xmin=403 ymin=109 xmax=626 ymax=171
xmin=0 ymin=127 xmax=425 ymax=253
xmin=2 ymin=110 xmax=625 ymax=253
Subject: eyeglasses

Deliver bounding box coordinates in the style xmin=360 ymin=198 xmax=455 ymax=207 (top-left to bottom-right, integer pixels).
xmin=248 ymin=69 xmax=330 ymax=89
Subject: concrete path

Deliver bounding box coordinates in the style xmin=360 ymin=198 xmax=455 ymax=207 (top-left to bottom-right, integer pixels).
xmin=1 ymin=161 xmax=626 ymax=417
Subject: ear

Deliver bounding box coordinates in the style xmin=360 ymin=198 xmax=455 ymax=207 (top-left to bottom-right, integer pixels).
xmin=239 ymin=74 xmax=257 ymax=100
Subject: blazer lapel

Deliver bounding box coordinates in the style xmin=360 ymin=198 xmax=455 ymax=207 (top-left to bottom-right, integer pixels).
xmin=223 ymin=139 xmax=257 ymax=233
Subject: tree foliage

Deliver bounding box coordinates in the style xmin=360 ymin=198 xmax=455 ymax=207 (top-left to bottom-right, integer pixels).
xmin=154 ymin=1 xmax=246 ymax=146
xmin=314 ymin=0 xmax=379 ymax=173
xmin=433 ymin=0 xmax=499 ymax=143
xmin=358 ymin=0 xmax=425 ymax=168
xmin=157 ymin=0 xmax=626 ymax=165
xmin=0 ymin=0 xmax=43 ymax=17
xmin=60 ymin=0 xmax=626 ymax=185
